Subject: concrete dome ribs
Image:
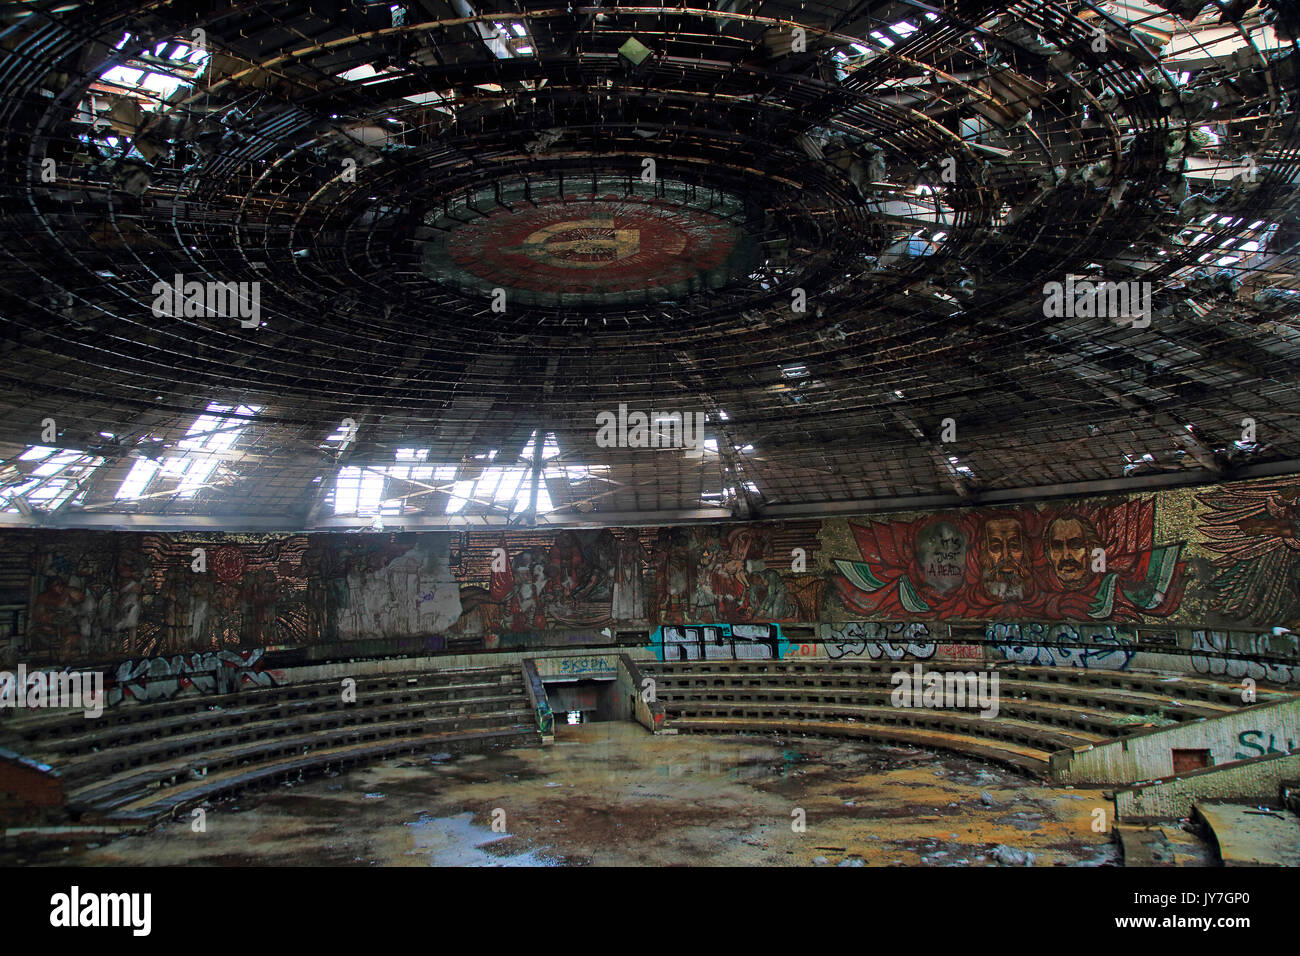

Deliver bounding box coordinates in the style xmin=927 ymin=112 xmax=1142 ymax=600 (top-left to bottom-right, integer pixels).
xmin=0 ymin=0 xmax=1297 ymax=522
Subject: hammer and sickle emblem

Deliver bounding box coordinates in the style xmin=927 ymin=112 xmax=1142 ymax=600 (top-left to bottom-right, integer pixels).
xmin=520 ymin=216 xmax=640 ymax=268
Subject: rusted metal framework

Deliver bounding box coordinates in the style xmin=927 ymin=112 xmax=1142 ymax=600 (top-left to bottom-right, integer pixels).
xmin=0 ymin=0 xmax=1299 ymax=528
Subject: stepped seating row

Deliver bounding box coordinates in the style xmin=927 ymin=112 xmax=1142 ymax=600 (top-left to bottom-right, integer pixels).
xmin=668 ymin=717 xmax=1058 ymax=776
xmin=645 ymin=659 xmax=1286 ymax=709
xmin=642 ymin=660 xmax=1298 ymax=778
xmin=4 ymin=664 xmax=523 ymax=746
xmin=0 ymin=663 xmax=539 ymax=825
xmin=31 ymin=677 xmax=524 ymax=760
xmin=659 ymin=690 xmax=1115 ymax=738
xmin=100 ymin=728 xmax=536 ymax=825
xmin=648 ymin=672 xmax=1235 ymax=725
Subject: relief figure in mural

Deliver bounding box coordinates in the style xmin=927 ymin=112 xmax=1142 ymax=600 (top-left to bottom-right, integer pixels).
xmin=834 ymin=497 xmax=1184 ymax=622
xmin=546 ymin=532 xmax=585 ymax=604
xmin=707 ymin=544 xmax=740 ymax=617
xmin=73 ymin=575 xmax=101 ymax=658
xmin=31 ymin=575 xmax=85 ymax=662
xmin=656 ymin=528 xmax=692 ymax=623
xmin=188 ymin=576 xmax=211 ymax=650
xmin=1197 ymin=480 xmax=1300 ymax=627
xmin=110 ymin=550 xmax=143 ymax=655
xmin=750 ymin=568 xmax=793 ymax=620
xmin=692 ymin=538 xmax=721 ymax=623
xmin=249 ymin=567 xmax=278 ymax=644
xmin=299 ymin=541 xmax=329 ymax=642
xmin=1043 ymin=514 xmax=1101 ymax=592
xmin=978 ymin=515 xmax=1034 ymax=604
xmin=489 ymin=548 xmax=549 ymax=632
xmin=161 ymin=568 xmax=190 ymax=654
xmin=714 ymin=528 xmax=760 ymax=619
xmin=579 ymin=529 xmax=617 ymax=603
xmin=451 ymin=586 xmax=498 ymax=635
xmin=612 ymin=531 xmax=649 ymax=621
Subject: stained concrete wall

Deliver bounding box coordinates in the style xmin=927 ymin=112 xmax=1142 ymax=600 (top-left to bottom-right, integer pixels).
xmin=1053 ymin=697 xmax=1300 ymax=786
xmin=1115 ymin=751 xmax=1300 ymax=821
xmin=106 ymin=646 xmax=653 ymax=708
xmin=617 ymin=655 xmax=667 ymax=732
xmin=532 ymin=654 xmax=619 ymax=681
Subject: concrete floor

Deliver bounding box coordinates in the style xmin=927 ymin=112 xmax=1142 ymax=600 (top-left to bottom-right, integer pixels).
xmin=26 ymin=722 xmax=1123 ymax=866
xmin=1196 ymin=803 xmax=1300 ymax=866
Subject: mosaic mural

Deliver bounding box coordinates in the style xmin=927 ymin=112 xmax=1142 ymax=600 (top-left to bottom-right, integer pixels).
xmin=826 ymin=497 xmax=1187 ymax=623
xmin=7 ymin=475 xmax=1300 ymax=666
xmin=420 ymin=183 xmax=764 ymax=309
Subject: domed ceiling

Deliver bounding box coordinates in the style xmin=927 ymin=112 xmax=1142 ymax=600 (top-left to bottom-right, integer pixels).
xmin=1 ymin=0 xmax=1299 ymax=529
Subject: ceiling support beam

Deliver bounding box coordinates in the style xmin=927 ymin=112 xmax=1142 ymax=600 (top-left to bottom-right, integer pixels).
xmin=888 ymin=402 xmax=971 ymax=499
xmin=5 ymin=458 xmax=1300 ymax=532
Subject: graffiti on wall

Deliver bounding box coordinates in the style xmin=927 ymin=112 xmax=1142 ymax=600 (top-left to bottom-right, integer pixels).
xmin=830 ymin=498 xmax=1185 ymax=623
xmin=1191 ymin=630 xmax=1297 ymax=684
xmin=107 ymin=648 xmax=278 ymax=704
xmin=1234 ymin=729 xmax=1298 ymax=761
xmin=651 ymin=623 xmax=786 ymax=661
xmin=822 ymin=621 xmax=936 ymax=660
xmin=987 ymin=621 xmax=1137 ymax=670
xmin=548 ymin=655 xmax=618 ymax=678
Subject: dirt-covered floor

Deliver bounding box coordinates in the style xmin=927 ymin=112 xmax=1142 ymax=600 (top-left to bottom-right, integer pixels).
xmin=19 ymin=722 xmax=1127 ymax=866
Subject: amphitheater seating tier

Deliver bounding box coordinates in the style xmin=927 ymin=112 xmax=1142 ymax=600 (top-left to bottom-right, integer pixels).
xmin=642 ymin=659 xmax=1297 ymax=778
xmin=0 ymin=663 xmax=539 ymax=824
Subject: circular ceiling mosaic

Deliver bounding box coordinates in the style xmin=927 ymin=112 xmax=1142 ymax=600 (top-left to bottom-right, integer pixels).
xmin=420 ymin=181 xmax=766 ymax=309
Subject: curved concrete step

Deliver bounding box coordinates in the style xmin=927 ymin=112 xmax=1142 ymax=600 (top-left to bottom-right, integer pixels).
xmin=53 ymin=696 xmax=530 ymax=783
xmin=662 ymin=701 xmax=1099 ymax=750
xmin=655 ymin=683 xmax=1141 ymax=734
xmin=35 ymin=687 xmax=528 ymax=762
xmin=650 ymin=672 xmax=1237 ymax=720
xmin=1 ymin=665 xmax=524 ymax=743
xmin=67 ymin=710 xmax=535 ymax=810
xmin=667 ymin=716 xmax=1053 ymax=777
xmin=97 ymin=727 xmax=538 ymax=825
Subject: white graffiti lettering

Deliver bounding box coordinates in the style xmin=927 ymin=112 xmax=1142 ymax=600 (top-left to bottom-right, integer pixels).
xmin=823 ymin=621 xmax=934 ymax=660
xmin=108 ymin=649 xmax=276 ymax=704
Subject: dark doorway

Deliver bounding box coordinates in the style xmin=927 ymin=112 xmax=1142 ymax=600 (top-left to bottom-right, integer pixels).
xmin=544 ymin=679 xmax=617 ymax=723
xmin=1172 ymin=749 xmax=1211 ymax=774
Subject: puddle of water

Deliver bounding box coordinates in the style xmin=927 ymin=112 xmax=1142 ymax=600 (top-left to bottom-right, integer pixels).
xmin=404 ymin=811 xmax=561 ymax=867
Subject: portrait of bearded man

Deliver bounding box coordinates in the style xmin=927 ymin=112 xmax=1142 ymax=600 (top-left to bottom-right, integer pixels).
xmin=978 ymin=515 xmax=1034 ymax=603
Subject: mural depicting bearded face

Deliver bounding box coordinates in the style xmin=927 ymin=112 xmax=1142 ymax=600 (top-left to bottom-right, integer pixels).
xmin=979 ymin=516 xmax=1030 ymax=601
xmin=1044 ymin=515 xmax=1098 ymax=590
